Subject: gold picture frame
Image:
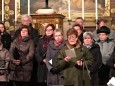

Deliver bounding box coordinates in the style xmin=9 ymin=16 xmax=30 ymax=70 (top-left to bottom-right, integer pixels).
xmin=69 ymin=0 xmax=110 ymax=19
xmin=19 ymin=0 xmax=110 ymax=19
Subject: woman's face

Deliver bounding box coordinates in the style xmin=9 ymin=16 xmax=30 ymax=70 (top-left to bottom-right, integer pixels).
xmin=21 ymin=28 xmax=29 ymax=37
xmin=67 ymin=34 xmax=78 ymax=46
xmin=74 ymin=26 xmax=82 ymax=36
xmin=54 ymin=32 xmax=63 ymax=43
xmin=45 ymin=26 xmax=54 ymax=36
xmin=99 ymin=33 xmax=108 ymax=41
xmin=99 ymin=21 xmax=105 ymax=28
xmin=83 ymin=35 xmax=93 ymax=45
xmin=0 ymin=24 xmax=5 ymax=32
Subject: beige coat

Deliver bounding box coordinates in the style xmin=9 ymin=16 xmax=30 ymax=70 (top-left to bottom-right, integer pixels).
xmin=0 ymin=43 xmax=10 ymax=82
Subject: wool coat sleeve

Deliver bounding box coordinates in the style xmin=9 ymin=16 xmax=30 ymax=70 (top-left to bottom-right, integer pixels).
xmin=83 ymin=47 xmax=94 ymax=67
xmin=107 ymin=47 xmax=115 ymax=69
xmin=89 ymin=47 xmax=102 ymax=73
xmin=35 ymin=40 xmax=45 ymax=63
xmin=9 ymin=40 xmax=16 ymax=61
xmin=103 ymin=41 xmax=114 ymax=59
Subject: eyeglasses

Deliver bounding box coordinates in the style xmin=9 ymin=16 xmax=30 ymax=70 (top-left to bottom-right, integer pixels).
xmin=68 ymin=35 xmax=77 ymax=39
xmin=46 ymin=29 xmax=53 ymax=32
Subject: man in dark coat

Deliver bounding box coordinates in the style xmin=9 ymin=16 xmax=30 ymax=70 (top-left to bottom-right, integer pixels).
xmin=14 ymin=14 xmax=39 ymax=45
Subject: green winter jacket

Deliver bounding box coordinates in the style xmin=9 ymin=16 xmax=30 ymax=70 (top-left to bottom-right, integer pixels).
xmin=56 ymin=44 xmax=93 ymax=86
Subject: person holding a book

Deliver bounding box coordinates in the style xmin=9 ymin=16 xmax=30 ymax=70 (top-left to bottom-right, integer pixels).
xmin=48 ymin=28 xmax=93 ymax=86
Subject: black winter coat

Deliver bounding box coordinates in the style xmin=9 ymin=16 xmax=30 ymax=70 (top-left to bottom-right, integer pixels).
xmin=35 ymin=35 xmax=53 ymax=83
xmin=1 ymin=32 xmax=12 ymax=50
xmin=88 ymin=43 xmax=102 ymax=86
xmin=89 ymin=43 xmax=102 ymax=73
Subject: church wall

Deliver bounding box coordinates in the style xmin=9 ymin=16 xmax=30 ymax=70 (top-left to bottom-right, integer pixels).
xmin=0 ymin=0 xmax=115 ymax=37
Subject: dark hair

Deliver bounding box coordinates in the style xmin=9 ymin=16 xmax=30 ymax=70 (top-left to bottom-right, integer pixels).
xmin=97 ymin=19 xmax=107 ymax=25
xmin=76 ymin=17 xmax=84 ymax=21
xmin=45 ymin=24 xmax=55 ymax=31
xmin=0 ymin=22 xmax=6 ymax=32
xmin=20 ymin=25 xmax=30 ymax=35
xmin=67 ymin=28 xmax=78 ymax=37
xmin=72 ymin=24 xmax=83 ymax=31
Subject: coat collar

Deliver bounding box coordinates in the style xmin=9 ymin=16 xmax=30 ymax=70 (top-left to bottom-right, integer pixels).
xmin=97 ymin=38 xmax=113 ymax=43
xmin=18 ymin=36 xmax=31 ymax=42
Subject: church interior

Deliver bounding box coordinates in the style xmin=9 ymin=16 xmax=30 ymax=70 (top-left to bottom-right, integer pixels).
xmin=0 ymin=0 xmax=115 ymax=37
xmin=0 ymin=0 xmax=115 ymax=86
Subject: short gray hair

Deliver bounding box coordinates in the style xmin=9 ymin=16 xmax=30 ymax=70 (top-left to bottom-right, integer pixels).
xmin=53 ymin=29 xmax=63 ymax=36
xmin=21 ymin=14 xmax=32 ymax=22
xmin=83 ymin=32 xmax=93 ymax=39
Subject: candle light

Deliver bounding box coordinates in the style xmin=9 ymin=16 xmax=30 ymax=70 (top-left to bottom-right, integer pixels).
xmin=95 ymin=0 xmax=98 ymax=29
xmin=2 ymin=0 xmax=4 ymax=22
xmin=82 ymin=0 xmax=84 ymax=19
xmin=56 ymin=24 xmax=58 ymax=29
xmin=95 ymin=0 xmax=98 ymax=20
xmin=15 ymin=0 xmax=17 ymax=21
xmin=28 ymin=0 xmax=30 ymax=15
xmin=68 ymin=0 xmax=71 ymax=20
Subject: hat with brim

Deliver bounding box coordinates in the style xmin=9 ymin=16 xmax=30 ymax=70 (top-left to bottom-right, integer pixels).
xmin=97 ymin=26 xmax=110 ymax=34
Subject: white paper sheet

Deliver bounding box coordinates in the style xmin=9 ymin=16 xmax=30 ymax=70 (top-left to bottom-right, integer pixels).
xmin=107 ymin=77 xmax=115 ymax=86
xmin=65 ymin=48 xmax=76 ymax=58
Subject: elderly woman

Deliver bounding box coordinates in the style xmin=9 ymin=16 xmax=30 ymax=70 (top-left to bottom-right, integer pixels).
xmin=50 ymin=28 xmax=93 ymax=86
xmin=83 ymin=32 xmax=102 ymax=86
xmin=9 ymin=25 xmax=34 ymax=86
xmin=45 ymin=29 xmax=66 ymax=86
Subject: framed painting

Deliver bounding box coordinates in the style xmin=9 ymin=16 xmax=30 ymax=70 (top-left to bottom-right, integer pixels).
xmin=20 ymin=0 xmax=110 ymax=19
